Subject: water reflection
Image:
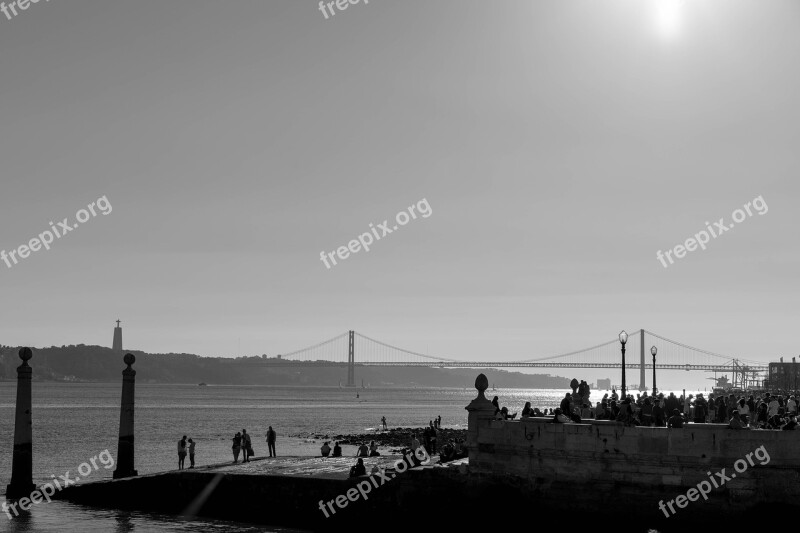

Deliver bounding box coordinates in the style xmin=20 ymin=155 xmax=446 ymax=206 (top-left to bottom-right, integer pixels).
xmin=2 ymin=500 xmax=302 ymax=532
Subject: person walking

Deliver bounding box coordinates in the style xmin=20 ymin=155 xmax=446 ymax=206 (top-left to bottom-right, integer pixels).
xmin=232 ymin=432 xmax=242 ymax=463
xmin=188 ymin=438 xmax=196 ymax=468
xmin=241 ymin=429 xmax=252 ymax=463
xmin=266 ymin=426 xmax=277 ymax=457
xmin=177 ymin=435 xmax=188 ymax=470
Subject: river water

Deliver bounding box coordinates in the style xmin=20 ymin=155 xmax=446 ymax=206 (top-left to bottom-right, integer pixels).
xmin=0 ymin=382 xmax=702 ymax=532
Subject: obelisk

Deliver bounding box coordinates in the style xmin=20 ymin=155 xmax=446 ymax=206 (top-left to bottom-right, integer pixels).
xmin=113 ymin=353 xmax=138 ymax=479
xmin=7 ymin=348 xmax=36 ymax=498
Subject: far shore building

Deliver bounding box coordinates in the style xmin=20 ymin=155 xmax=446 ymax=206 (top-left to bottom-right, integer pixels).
xmin=596 ymin=378 xmax=612 ymax=389
xmin=765 ymin=357 xmax=799 ymax=390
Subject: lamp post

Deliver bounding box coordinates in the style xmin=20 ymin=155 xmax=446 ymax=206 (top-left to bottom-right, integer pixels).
xmin=651 ymin=346 xmax=658 ymax=395
xmin=619 ymin=331 xmax=628 ymax=399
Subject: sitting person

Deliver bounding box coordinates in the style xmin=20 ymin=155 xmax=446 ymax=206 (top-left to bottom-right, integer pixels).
xmin=667 ymin=409 xmax=684 ymax=428
xmin=440 ymin=441 xmax=455 ymax=462
xmin=332 ymin=442 xmax=342 ymax=457
xmin=495 ymin=406 xmax=517 ymax=420
xmin=727 ymin=410 xmax=747 ymax=430
xmin=521 ymin=402 xmax=533 ymax=418
xmin=369 ymin=440 xmax=380 ymax=457
xmin=570 ymin=408 xmax=582 ymax=423
xmin=767 ymin=414 xmax=784 ymax=430
xmin=349 ymin=458 xmax=367 ymax=478
xmin=357 ymin=443 xmax=369 ymax=457
xmin=552 ymin=408 xmax=569 ymax=423
xmin=782 ymin=415 xmax=798 ymax=430
xmin=532 ymin=407 xmax=543 ymax=417
xmin=595 ymin=402 xmax=606 ymax=420
xmin=320 ymin=441 xmax=331 ymax=457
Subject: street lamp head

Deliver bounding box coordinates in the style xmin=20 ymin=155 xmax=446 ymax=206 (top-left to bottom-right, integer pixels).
xmin=619 ymin=330 xmax=628 ymax=345
xmin=651 ymin=346 xmax=657 ymax=357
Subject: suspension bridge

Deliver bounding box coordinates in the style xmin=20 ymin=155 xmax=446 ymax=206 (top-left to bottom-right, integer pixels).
xmin=251 ymin=329 xmax=768 ymax=389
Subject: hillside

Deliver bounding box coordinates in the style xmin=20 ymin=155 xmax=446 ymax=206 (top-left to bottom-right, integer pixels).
xmin=0 ymin=345 xmax=572 ymax=389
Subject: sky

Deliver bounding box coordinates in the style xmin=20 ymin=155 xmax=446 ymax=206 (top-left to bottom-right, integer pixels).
xmin=1 ymin=0 xmax=798 ymax=389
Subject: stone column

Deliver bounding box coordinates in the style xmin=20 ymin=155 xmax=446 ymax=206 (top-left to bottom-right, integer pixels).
xmin=113 ymin=353 xmax=138 ymax=479
xmin=465 ymin=373 xmax=496 ymax=472
xmin=7 ymin=348 xmax=36 ymax=499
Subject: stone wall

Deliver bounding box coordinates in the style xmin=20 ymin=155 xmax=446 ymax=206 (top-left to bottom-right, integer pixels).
xmin=469 ymin=415 xmax=800 ymax=517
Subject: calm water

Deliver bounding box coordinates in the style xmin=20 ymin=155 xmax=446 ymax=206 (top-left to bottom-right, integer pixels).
xmin=0 ymin=382 xmax=701 ymax=531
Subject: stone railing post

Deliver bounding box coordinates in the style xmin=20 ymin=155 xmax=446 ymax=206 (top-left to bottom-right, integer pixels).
xmin=7 ymin=348 xmax=36 ymax=499
xmin=113 ymin=353 xmax=138 ymax=479
xmin=465 ymin=373 xmax=496 ymax=471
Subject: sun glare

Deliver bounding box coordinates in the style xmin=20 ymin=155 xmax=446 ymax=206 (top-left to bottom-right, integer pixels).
xmin=655 ymin=0 xmax=684 ymax=40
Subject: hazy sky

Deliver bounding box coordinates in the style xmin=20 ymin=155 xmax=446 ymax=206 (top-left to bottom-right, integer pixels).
xmin=1 ymin=0 xmax=798 ymax=388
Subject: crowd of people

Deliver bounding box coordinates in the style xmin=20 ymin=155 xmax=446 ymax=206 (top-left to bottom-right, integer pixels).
xmin=495 ymin=388 xmax=800 ymax=430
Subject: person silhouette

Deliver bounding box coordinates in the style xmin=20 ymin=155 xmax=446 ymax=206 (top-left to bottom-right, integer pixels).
xmin=266 ymin=426 xmax=277 ymax=457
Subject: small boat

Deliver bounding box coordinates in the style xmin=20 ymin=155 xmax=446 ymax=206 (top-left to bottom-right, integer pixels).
xmin=198 ymin=383 xmax=208 ymax=387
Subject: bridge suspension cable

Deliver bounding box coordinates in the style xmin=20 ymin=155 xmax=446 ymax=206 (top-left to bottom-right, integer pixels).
xmin=354 ymin=332 xmax=460 ymax=362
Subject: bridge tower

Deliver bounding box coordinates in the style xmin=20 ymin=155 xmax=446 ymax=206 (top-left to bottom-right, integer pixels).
xmin=346 ymin=330 xmax=355 ymax=387
xmin=639 ymin=329 xmax=646 ymax=391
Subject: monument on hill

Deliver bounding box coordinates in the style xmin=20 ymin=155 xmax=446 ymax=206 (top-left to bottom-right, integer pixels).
xmin=113 ymin=319 xmax=123 ymax=352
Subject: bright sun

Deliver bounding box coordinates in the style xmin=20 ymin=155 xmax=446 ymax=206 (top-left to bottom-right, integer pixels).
xmin=655 ymin=0 xmax=684 ymax=39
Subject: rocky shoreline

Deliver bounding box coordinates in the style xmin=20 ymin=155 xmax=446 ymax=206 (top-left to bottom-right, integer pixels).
xmin=291 ymin=427 xmax=467 ymax=453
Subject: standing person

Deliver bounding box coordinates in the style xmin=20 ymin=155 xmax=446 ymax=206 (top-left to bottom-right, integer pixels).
xmin=411 ymin=433 xmax=420 ymax=452
xmin=437 ymin=415 xmax=442 ymax=428
xmin=640 ymin=397 xmax=653 ymax=426
xmin=738 ymin=398 xmax=750 ymax=426
xmin=423 ymin=425 xmax=431 ymax=454
xmin=694 ymin=394 xmax=708 ymax=423
xmin=266 ymin=426 xmax=277 ymax=457
xmin=241 ymin=429 xmax=251 ymax=463
xmin=652 ymin=397 xmax=665 ymax=427
xmin=717 ymin=396 xmax=727 ymax=423
xmin=232 ymin=432 xmax=242 ymax=463
xmin=768 ymin=396 xmax=780 ymax=417
xmin=381 ymin=416 xmax=387 ymax=430
xmin=560 ymin=393 xmax=572 ymax=416
xmin=177 ymin=435 xmax=187 ymax=470
xmin=188 ymin=438 xmax=196 ymax=469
